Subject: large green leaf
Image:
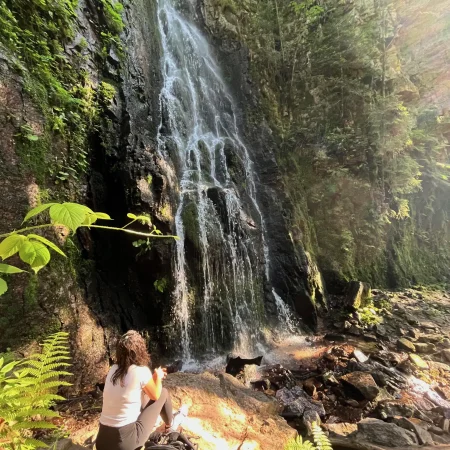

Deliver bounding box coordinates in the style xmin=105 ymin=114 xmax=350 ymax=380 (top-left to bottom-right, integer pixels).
xmin=82 ymin=214 xmax=98 ymax=226
xmin=82 ymin=211 xmax=112 ymax=227
xmin=0 ymin=263 xmax=25 ymax=274
xmin=94 ymin=212 xmax=112 ymax=220
xmin=19 ymin=241 xmax=51 ymax=273
xmin=0 ymin=234 xmax=27 ymax=260
xmin=27 ymin=234 xmax=66 ymax=257
xmin=22 ymin=203 xmax=56 ymax=223
xmin=0 ymin=278 xmax=7 ymax=295
xmin=49 ymin=203 xmax=91 ymax=232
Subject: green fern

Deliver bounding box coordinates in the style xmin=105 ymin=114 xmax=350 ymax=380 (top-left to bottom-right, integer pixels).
xmin=284 ymin=425 xmax=333 ymax=450
xmin=284 ymin=435 xmax=316 ymax=450
xmin=0 ymin=332 xmax=72 ymax=449
xmin=311 ymin=422 xmax=332 ymax=450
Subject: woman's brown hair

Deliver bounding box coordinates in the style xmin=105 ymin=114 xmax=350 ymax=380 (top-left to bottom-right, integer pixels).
xmin=111 ymin=330 xmax=151 ymax=385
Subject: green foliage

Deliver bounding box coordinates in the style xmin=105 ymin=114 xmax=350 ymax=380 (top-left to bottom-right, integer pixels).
xmin=284 ymin=436 xmax=315 ymax=450
xmin=154 ymin=277 xmax=168 ymax=293
xmin=0 ymin=332 xmax=72 ymax=450
xmin=132 ymin=238 xmax=152 ymax=257
xmin=284 ymin=425 xmax=332 ymax=450
xmin=126 ymin=213 xmax=152 ymax=226
xmin=235 ymin=0 xmax=450 ymax=286
xmin=0 ymin=202 xmax=179 ymax=296
xmin=99 ymin=0 xmax=124 ymax=34
xmin=0 ymin=0 xmax=123 ymax=184
xmin=98 ymin=81 xmax=116 ymax=104
xmin=311 ymin=422 xmax=333 ymax=450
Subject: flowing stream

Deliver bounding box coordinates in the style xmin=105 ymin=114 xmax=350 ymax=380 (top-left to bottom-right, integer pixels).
xmin=156 ymin=0 xmax=293 ymax=360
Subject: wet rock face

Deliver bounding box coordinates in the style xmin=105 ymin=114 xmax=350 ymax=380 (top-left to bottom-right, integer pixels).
xmin=197 ymin=0 xmax=319 ymax=329
xmin=84 ymin=0 xmax=179 ymax=357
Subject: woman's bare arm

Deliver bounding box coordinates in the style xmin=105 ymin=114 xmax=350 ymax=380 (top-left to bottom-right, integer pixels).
xmin=142 ymin=367 xmax=165 ymax=400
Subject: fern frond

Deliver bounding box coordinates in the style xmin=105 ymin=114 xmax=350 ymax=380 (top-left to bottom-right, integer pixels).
xmin=11 ymin=421 xmax=57 ymax=430
xmin=284 ymin=435 xmax=316 ymax=450
xmin=22 ymin=437 xmax=49 ymax=448
xmin=311 ymin=422 xmax=332 ymax=450
xmin=14 ymin=408 xmax=60 ymax=419
xmin=0 ymin=332 xmax=72 ymax=449
xmin=27 ymin=393 xmax=66 ymax=404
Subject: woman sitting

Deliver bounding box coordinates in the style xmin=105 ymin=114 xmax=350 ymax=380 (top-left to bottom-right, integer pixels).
xmin=96 ymin=330 xmax=173 ymax=450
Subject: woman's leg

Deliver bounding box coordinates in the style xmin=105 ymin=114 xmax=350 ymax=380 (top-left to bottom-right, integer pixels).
xmin=135 ymin=388 xmax=173 ymax=446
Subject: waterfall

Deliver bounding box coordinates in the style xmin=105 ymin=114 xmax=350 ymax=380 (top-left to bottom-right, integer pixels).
xmin=156 ymin=0 xmax=277 ymax=359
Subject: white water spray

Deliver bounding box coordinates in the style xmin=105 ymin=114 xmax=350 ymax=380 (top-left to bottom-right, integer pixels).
xmin=156 ymin=0 xmax=290 ymax=359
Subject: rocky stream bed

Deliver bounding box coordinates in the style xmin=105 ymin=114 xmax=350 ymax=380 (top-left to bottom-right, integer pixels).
xmin=52 ymin=287 xmax=450 ymax=449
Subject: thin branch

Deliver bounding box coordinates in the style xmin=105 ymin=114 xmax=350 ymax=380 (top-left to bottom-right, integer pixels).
xmin=121 ymin=219 xmax=138 ymax=229
xmin=88 ymin=224 xmax=177 ymax=239
xmin=0 ymin=224 xmax=178 ymax=240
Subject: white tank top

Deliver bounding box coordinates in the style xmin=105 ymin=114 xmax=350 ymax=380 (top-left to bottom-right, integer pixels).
xmin=100 ymin=364 xmax=152 ymax=427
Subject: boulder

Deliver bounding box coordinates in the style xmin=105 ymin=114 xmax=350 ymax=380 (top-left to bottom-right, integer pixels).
xmin=162 ymin=373 xmax=295 ymax=450
xmin=276 ymin=386 xmax=326 ymax=418
xmin=409 ymin=353 xmax=428 ymax=369
xmin=393 ymin=417 xmax=434 ymax=445
xmin=355 ymin=418 xmax=418 ymax=447
xmin=397 ymin=338 xmax=416 ymax=352
xmin=340 ymin=371 xmax=380 ymax=401
xmin=353 ymin=349 xmax=369 ymax=363
xmin=225 ymin=356 xmax=264 ymax=376
xmin=440 ymin=418 xmax=449 ymax=433
xmin=371 ymin=371 xmax=388 ymax=387
xmin=443 ymin=349 xmax=450 ymax=362
xmin=377 ymin=401 xmax=414 ymax=418
xmin=414 ymin=342 xmax=436 ymax=354
xmin=345 ymin=281 xmax=371 ymax=309
xmin=430 ymin=432 xmax=450 ymax=445
xmin=324 ymin=422 xmax=358 ymax=437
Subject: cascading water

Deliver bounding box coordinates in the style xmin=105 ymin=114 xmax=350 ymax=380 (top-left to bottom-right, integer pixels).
xmin=156 ymin=0 xmax=291 ymax=359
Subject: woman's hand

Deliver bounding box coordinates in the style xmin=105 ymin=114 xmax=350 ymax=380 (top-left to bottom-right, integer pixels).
xmin=154 ymin=367 xmax=167 ymax=380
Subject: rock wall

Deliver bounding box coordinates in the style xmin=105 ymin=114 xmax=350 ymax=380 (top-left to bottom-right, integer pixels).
xmin=197 ymin=0 xmax=321 ymax=327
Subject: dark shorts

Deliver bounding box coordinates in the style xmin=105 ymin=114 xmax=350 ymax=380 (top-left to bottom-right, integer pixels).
xmin=96 ymin=388 xmax=172 ymax=450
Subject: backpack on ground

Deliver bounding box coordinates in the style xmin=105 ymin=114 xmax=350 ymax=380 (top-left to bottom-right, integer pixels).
xmin=145 ymin=431 xmax=198 ymax=450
